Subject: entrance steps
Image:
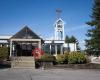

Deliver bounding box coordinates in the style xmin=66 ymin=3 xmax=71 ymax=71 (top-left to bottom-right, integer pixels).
xmin=11 ymin=57 xmax=35 ymax=69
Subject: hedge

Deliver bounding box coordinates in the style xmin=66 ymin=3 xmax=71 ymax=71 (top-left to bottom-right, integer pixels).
xmin=56 ymin=54 xmax=65 ymax=63
xmin=68 ymin=52 xmax=86 ymax=64
xmin=40 ymin=53 xmax=56 ymax=62
xmin=35 ymin=52 xmax=87 ymax=64
xmin=56 ymin=52 xmax=87 ymax=64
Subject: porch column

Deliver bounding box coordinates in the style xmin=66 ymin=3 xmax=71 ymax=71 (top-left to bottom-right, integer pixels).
xmin=38 ymin=40 xmax=41 ymax=49
xmin=61 ymin=45 xmax=63 ymax=54
xmin=50 ymin=44 xmax=51 ymax=55
xmin=55 ymin=45 xmax=57 ymax=56
xmin=10 ymin=40 xmax=12 ymax=57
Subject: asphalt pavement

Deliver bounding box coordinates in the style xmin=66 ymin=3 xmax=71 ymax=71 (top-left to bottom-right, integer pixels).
xmin=0 ymin=68 xmax=100 ymax=80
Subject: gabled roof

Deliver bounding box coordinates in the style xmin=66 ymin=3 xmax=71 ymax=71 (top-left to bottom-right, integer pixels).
xmin=57 ymin=19 xmax=63 ymax=24
xmin=54 ymin=18 xmax=64 ymax=26
xmin=11 ymin=26 xmax=42 ymax=40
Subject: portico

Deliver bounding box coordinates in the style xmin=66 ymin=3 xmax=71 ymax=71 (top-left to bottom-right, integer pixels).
xmin=9 ymin=26 xmax=43 ymax=58
xmin=10 ymin=39 xmax=41 ymax=57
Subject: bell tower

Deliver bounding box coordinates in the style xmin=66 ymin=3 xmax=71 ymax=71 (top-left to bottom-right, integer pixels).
xmin=54 ymin=9 xmax=65 ymax=40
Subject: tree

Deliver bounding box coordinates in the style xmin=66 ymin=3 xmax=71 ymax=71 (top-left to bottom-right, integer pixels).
xmin=69 ymin=36 xmax=77 ymax=43
xmin=69 ymin=36 xmax=80 ymax=51
xmin=85 ymin=0 xmax=100 ymax=56
xmin=65 ymin=35 xmax=80 ymax=51
xmin=65 ymin=35 xmax=70 ymax=51
xmin=76 ymin=42 xmax=81 ymax=51
xmin=65 ymin=35 xmax=69 ymax=43
xmin=65 ymin=35 xmax=77 ymax=43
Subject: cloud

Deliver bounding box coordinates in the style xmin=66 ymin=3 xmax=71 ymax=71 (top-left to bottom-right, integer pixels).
xmin=78 ymin=40 xmax=86 ymax=50
xmin=45 ymin=33 xmax=54 ymax=40
xmin=66 ymin=24 xmax=89 ymax=32
xmin=79 ymin=40 xmax=85 ymax=44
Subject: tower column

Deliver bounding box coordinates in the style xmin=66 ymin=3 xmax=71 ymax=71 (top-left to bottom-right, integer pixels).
xmin=63 ymin=25 xmax=65 ymax=40
xmin=54 ymin=19 xmax=64 ymax=40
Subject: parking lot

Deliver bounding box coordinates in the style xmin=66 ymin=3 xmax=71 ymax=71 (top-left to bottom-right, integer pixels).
xmin=0 ymin=68 xmax=100 ymax=80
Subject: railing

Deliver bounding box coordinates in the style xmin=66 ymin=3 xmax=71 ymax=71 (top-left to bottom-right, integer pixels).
xmin=11 ymin=56 xmax=35 ymax=68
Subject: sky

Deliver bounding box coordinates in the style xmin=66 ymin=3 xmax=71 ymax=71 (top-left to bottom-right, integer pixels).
xmin=0 ymin=0 xmax=94 ymax=50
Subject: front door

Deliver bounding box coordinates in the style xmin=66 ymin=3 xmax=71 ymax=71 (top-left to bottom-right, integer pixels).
xmin=15 ymin=42 xmax=38 ymax=56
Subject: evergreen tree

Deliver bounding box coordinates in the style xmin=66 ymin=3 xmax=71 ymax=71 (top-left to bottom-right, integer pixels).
xmin=65 ymin=35 xmax=80 ymax=51
xmin=69 ymin=36 xmax=80 ymax=51
xmin=69 ymin=36 xmax=77 ymax=43
xmin=86 ymin=0 xmax=100 ymax=56
xmin=76 ymin=42 xmax=81 ymax=51
xmin=65 ymin=35 xmax=70 ymax=51
xmin=65 ymin=35 xmax=70 ymax=43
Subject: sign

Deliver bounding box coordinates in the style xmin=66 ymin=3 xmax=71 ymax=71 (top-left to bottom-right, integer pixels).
xmin=32 ymin=48 xmax=44 ymax=59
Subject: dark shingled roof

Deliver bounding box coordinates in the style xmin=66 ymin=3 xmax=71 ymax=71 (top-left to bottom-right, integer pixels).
xmin=11 ymin=26 xmax=43 ymax=40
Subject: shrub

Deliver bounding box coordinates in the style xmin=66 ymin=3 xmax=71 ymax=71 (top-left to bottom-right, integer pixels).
xmin=0 ymin=46 xmax=9 ymax=60
xmin=41 ymin=53 xmax=56 ymax=62
xmin=68 ymin=52 xmax=86 ymax=64
xmin=56 ymin=54 xmax=65 ymax=64
xmin=63 ymin=53 xmax=69 ymax=63
xmin=85 ymin=55 xmax=91 ymax=63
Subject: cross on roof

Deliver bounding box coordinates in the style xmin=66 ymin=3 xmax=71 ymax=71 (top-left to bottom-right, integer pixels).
xmin=56 ymin=9 xmax=62 ymax=19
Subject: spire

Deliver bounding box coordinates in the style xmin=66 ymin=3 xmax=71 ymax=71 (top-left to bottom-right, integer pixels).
xmin=55 ymin=9 xmax=65 ymax=40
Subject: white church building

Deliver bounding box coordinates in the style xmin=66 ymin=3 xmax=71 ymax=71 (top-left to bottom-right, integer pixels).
xmin=0 ymin=12 xmax=77 ymax=57
xmin=43 ymin=17 xmax=77 ymax=56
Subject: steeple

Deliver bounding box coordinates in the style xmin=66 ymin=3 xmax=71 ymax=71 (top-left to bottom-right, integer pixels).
xmin=54 ymin=9 xmax=65 ymax=40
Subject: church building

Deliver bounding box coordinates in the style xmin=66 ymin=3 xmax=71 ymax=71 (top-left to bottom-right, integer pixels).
xmin=0 ymin=11 xmax=77 ymax=68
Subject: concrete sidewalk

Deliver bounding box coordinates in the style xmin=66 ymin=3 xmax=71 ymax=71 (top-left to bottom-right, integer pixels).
xmin=0 ymin=68 xmax=100 ymax=80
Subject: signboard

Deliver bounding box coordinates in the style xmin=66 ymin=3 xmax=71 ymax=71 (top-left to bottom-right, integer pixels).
xmin=32 ymin=48 xmax=44 ymax=59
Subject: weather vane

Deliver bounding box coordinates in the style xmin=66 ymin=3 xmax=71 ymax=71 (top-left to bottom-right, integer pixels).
xmin=56 ymin=9 xmax=62 ymax=19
